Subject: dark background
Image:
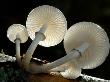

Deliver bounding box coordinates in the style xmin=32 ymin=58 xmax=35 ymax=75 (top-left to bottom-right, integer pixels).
xmin=0 ymin=0 xmax=109 ymax=80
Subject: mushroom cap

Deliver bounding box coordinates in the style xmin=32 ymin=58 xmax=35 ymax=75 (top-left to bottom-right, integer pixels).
xmin=64 ymin=22 xmax=110 ymax=69
xmin=60 ymin=64 xmax=81 ymax=79
xmin=7 ymin=24 xmax=28 ymax=43
xmin=26 ymin=5 xmax=67 ymax=47
xmin=50 ymin=62 xmax=81 ymax=79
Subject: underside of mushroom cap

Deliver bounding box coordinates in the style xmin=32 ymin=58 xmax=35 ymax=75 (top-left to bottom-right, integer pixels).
xmin=64 ymin=22 xmax=110 ymax=69
xmin=7 ymin=24 xmax=28 ymax=43
xmin=26 ymin=5 xmax=67 ymax=47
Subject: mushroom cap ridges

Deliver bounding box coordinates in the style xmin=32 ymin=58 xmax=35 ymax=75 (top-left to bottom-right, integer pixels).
xmin=7 ymin=24 xmax=28 ymax=43
xmin=26 ymin=5 xmax=67 ymax=47
xmin=64 ymin=22 xmax=110 ymax=69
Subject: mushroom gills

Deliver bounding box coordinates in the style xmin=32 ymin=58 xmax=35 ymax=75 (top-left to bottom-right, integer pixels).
xmin=26 ymin=5 xmax=67 ymax=47
xmin=64 ymin=22 xmax=110 ymax=69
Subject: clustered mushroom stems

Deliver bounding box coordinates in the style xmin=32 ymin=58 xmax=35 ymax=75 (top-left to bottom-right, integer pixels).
xmin=23 ymin=25 xmax=47 ymax=69
xmin=27 ymin=42 xmax=89 ymax=73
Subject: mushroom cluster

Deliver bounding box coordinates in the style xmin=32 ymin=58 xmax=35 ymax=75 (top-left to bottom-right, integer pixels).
xmin=7 ymin=5 xmax=110 ymax=79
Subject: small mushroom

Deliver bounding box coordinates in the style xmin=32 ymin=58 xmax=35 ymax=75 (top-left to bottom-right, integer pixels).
xmin=7 ymin=24 xmax=28 ymax=64
xmin=23 ymin=5 xmax=67 ymax=69
xmin=50 ymin=63 xmax=82 ymax=79
xmin=60 ymin=65 xmax=81 ymax=79
xmin=64 ymin=22 xmax=109 ymax=69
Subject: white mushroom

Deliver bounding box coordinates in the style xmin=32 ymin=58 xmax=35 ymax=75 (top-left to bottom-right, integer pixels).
xmin=64 ymin=22 xmax=110 ymax=69
xmin=23 ymin=5 xmax=67 ymax=69
xmin=48 ymin=22 xmax=109 ymax=79
xmin=50 ymin=63 xmax=82 ymax=79
xmin=26 ymin=5 xmax=67 ymax=47
xmin=7 ymin=24 xmax=28 ymax=64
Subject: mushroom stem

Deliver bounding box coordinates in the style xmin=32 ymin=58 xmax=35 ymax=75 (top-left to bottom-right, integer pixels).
xmin=50 ymin=43 xmax=90 ymax=72
xmin=15 ymin=34 xmax=21 ymax=64
xmin=23 ymin=25 xmax=46 ymax=69
xmin=30 ymin=43 xmax=89 ymax=73
xmin=46 ymin=43 xmax=89 ymax=70
xmin=76 ymin=43 xmax=89 ymax=55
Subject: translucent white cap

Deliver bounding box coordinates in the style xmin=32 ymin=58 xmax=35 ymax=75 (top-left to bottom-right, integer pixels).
xmin=7 ymin=24 xmax=28 ymax=43
xmin=64 ymin=22 xmax=110 ymax=69
xmin=26 ymin=5 xmax=67 ymax=47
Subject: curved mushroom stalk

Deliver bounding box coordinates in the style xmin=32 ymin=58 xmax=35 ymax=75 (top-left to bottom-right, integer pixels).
xmin=45 ymin=43 xmax=89 ymax=70
xmin=26 ymin=42 xmax=89 ymax=74
xmin=23 ymin=25 xmax=46 ymax=69
xmin=49 ymin=43 xmax=89 ymax=79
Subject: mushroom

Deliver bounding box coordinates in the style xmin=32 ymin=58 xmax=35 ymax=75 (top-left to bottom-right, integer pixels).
xmin=50 ymin=63 xmax=82 ymax=79
xmin=64 ymin=22 xmax=109 ymax=69
xmin=23 ymin=5 xmax=67 ymax=70
xmin=26 ymin=5 xmax=67 ymax=47
xmin=60 ymin=65 xmax=81 ymax=79
xmin=49 ymin=22 xmax=109 ymax=79
xmin=7 ymin=24 xmax=28 ymax=64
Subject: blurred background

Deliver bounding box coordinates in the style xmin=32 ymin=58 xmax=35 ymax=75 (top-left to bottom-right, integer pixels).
xmin=0 ymin=0 xmax=109 ymax=80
